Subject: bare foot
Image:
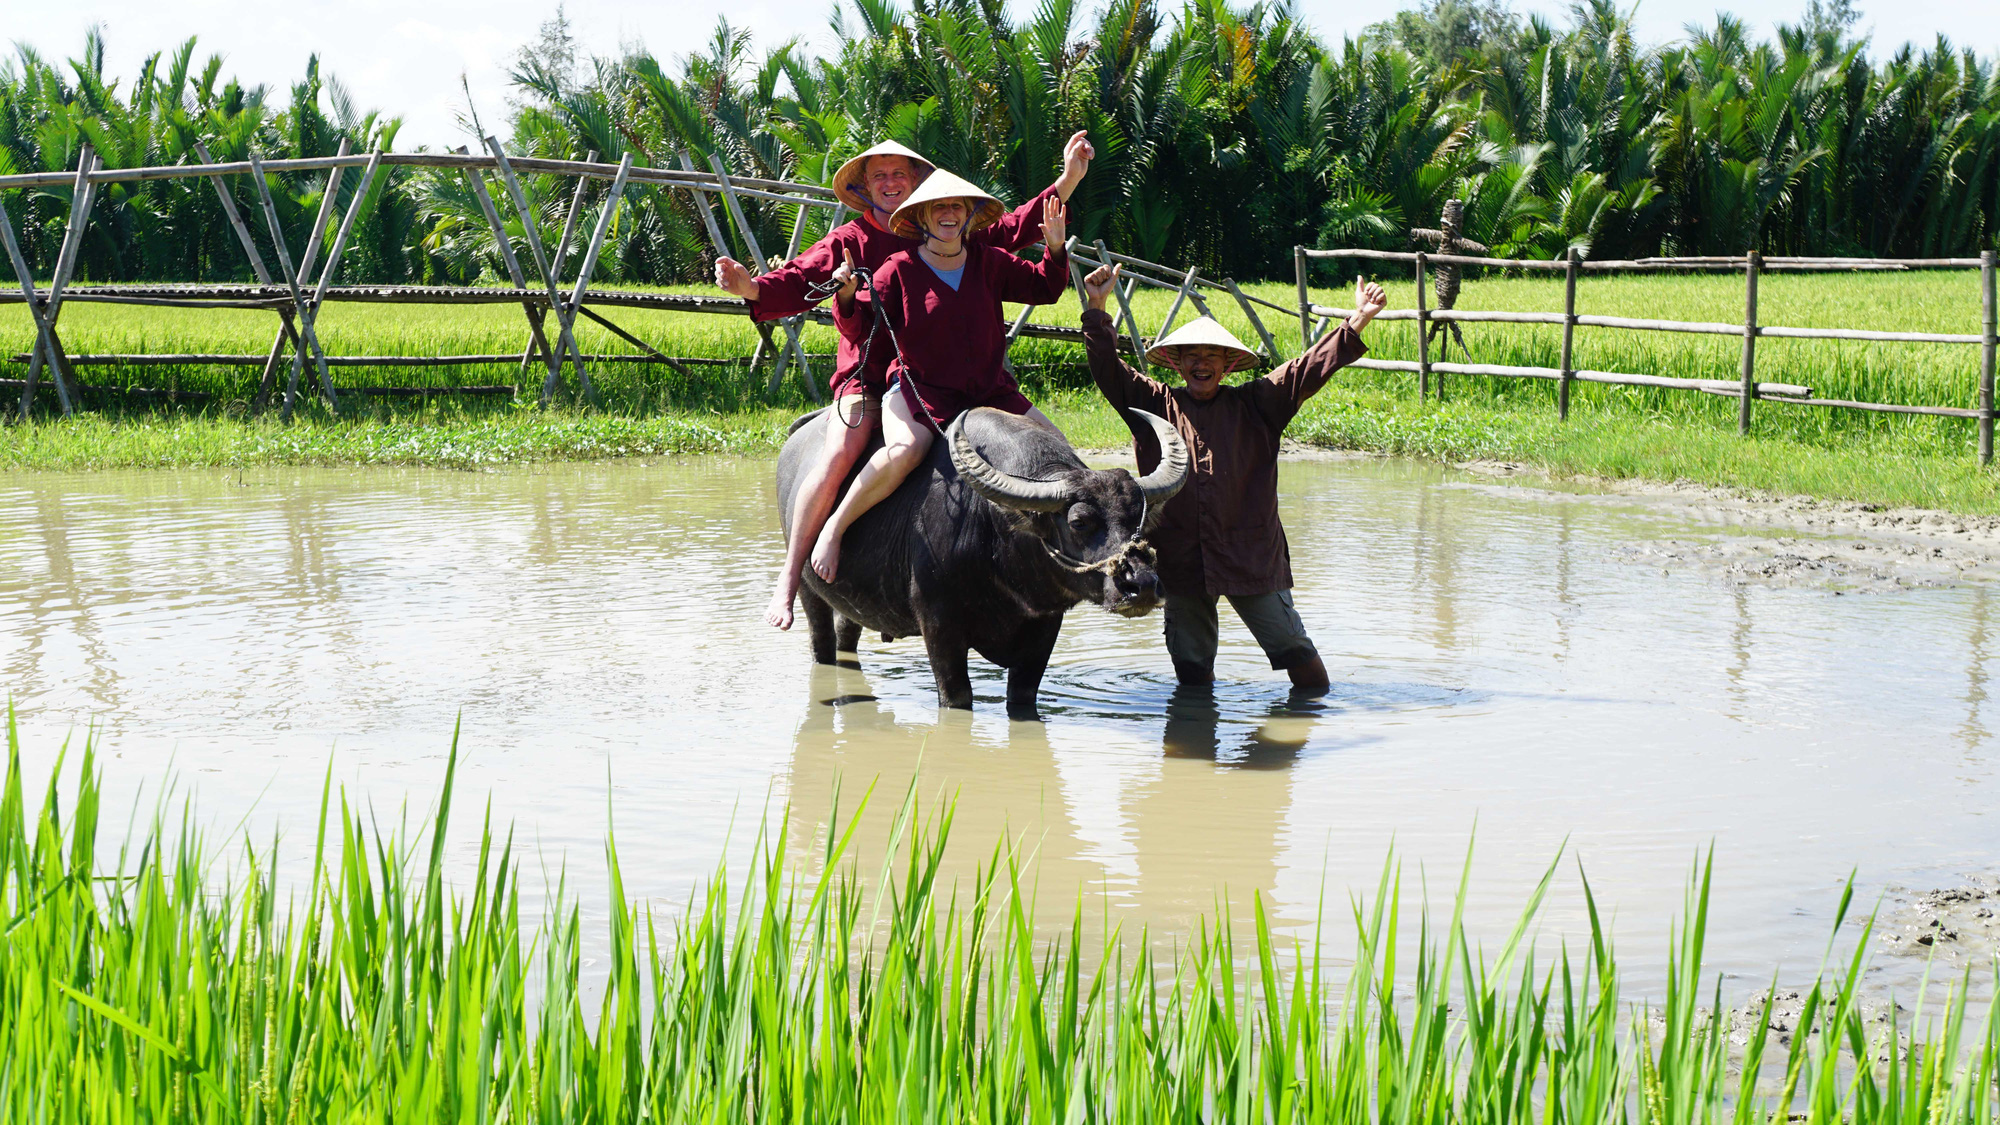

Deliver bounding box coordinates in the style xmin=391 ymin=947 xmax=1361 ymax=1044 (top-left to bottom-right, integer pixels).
xmin=810 ymin=527 xmax=842 ymax=583
xmin=764 ymin=581 xmax=796 ymax=630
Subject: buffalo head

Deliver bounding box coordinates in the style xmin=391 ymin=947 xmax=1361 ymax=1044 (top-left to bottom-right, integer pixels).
xmin=948 ymin=409 xmax=1190 ymax=617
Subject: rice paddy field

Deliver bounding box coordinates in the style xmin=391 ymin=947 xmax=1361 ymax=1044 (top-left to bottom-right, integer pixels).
xmin=6 ymin=723 xmax=1998 ymax=1123
xmin=2 ymin=268 xmax=1998 ymax=512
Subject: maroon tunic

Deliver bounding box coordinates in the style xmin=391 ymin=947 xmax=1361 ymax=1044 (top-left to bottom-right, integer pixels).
xmin=745 ymin=185 xmax=1059 ymax=398
xmin=1083 ymin=308 xmax=1367 ymax=597
xmin=873 ymin=242 xmax=1069 ymax=428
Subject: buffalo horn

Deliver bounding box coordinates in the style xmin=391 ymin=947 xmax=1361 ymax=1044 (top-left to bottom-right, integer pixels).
xmin=1129 ymin=409 xmax=1190 ymax=510
xmin=947 ymin=413 xmax=1071 ymax=512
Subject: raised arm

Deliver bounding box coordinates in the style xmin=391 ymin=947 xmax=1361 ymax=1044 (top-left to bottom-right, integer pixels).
xmin=977 ymin=131 xmax=1094 ymax=252
xmin=716 ymin=231 xmax=847 ymax=322
xmin=1252 ymin=277 xmax=1385 ymax=426
xmin=1081 ymin=263 xmax=1169 ymax=414
xmin=985 ymin=196 xmax=1071 ymax=306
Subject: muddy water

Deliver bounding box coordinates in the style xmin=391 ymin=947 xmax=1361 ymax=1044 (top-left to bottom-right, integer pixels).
xmin=3 ymin=457 xmax=1997 ymax=995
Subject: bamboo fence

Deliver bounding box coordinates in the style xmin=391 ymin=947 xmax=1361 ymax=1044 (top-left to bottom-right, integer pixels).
xmin=0 ymin=145 xmax=1252 ymax=421
xmin=1298 ymin=245 xmax=2000 ymax=464
xmin=11 ymin=144 xmax=1993 ymax=461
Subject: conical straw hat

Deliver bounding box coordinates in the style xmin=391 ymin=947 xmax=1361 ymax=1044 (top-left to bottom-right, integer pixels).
xmin=830 ymin=140 xmax=935 ymax=215
xmin=1147 ymin=316 xmax=1259 ymax=373
xmin=889 ymin=169 xmax=1007 ymax=240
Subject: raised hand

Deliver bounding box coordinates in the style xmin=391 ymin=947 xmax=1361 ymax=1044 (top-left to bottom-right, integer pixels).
xmin=1347 ymin=277 xmax=1388 ymax=332
xmin=1082 ymin=262 xmax=1120 ymax=311
xmin=1042 ymin=195 xmax=1067 ymax=250
xmin=1063 ymin=130 xmax=1094 ymax=181
xmin=832 ymin=247 xmax=860 ymax=307
xmin=1054 ymin=130 xmax=1094 ymax=200
xmin=715 ymin=256 xmax=759 ymax=301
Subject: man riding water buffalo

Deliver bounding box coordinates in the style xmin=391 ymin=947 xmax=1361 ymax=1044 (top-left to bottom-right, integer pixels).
xmin=714 ymin=132 xmax=1094 ymax=631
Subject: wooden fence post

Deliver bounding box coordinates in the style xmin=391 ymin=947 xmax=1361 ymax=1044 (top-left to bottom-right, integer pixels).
xmin=485 ymin=137 xmax=595 ymax=406
xmin=193 ymin=140 xmax=297 ymax=410
xmin=676 ymin=150 xmax=783 ymax=382
xmin=20 ymin=147 xmax=96 ymax=415
xmin=707 ymin=152 xmax=809 ymax=398
xmin=556 ymin=152 xmax=635 ymax=407
xmin=1559 ymin=248 xmax=1579 ymax=420
xmin=1099 ymin=239 xmax=1147 ymax=362
xmin=1293 ymin=245 xmax=1310 ymax=348
xmin=517 ymin=148 xmax=596 ymax=381
xmin=1739 ymin=250 xmax=1761 ymax=435
xmin=1983 ymin=249 xmax=1997 ymax=466
xmin=1158 ymin=266 xmax=1199 ymax=340
xmin=459 ymin=146 xmax=560 ymax=406
xmin=246 ymin=151 xmax=340 ymax=418
xmin=1415 ymin=251 xmax=1431 ymax=401
xmin=1226 ymin=278 xmax=1279 ymax=362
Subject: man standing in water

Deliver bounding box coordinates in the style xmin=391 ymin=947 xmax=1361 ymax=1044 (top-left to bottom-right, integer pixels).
xmin=714 ymin=133 xmax=1094 ymax=631
xmin=1080 ymin=265 xmax=1386 ymax=694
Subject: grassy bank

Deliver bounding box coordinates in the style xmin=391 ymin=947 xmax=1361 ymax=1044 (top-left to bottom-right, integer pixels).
xmin=5 ymin=721 xmax=1998 ymax=1123
xmin=5 ymin=272 xmax=1999 ymax=511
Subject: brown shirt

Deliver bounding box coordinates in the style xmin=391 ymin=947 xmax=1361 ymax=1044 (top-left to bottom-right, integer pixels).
xmin=1083 ymin=308 xmax=1366 ymax=597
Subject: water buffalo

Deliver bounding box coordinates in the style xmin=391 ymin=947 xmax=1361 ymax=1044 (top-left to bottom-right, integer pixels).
xmin=778 ymin=405 xmax=1191 ymax=718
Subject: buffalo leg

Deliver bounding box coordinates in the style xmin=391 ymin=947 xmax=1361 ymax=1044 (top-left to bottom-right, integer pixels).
xmin=800 ymin=587 xmax=839 ymax=665
xmin=921 ymin=625 xmax=975 ymax=710
xmin=834 ymin=616 xmax=862 ymax=654
xmin=1004 ymin=615 xmax=1065 ymax=721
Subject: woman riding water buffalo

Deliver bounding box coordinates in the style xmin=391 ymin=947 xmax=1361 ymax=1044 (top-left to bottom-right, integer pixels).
xmin=808 ymin=171 xmax=1071 ymax=582
xmin=715 ymin=133 xmax=1094 ymax=630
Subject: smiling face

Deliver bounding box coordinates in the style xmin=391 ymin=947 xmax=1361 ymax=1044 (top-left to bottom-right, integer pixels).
xmin=1168 ymin=345 xmax=1239 ymax=401
xmin=863 ymin=155 xmax=919 ymax=213
xmin=921 ymin=198 xmax=972 ymax=244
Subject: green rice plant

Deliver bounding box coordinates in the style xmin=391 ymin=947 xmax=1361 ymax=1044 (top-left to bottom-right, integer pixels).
xmin=3 ymin=710 xmax=1998 ymax=1123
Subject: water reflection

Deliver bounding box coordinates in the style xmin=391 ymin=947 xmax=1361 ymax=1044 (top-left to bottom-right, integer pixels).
xmin=4 ymin=458 xmax=2000 ymax=996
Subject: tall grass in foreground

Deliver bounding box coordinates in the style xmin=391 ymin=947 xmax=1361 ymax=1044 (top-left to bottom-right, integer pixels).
xmin=3 ymin=721 xmax=1998 ymax=1123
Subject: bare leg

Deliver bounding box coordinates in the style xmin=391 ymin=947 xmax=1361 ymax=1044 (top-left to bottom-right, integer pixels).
xmin=812 ymin=389 xmax=934 ymax=583
xmin=767 ymin=395 xmax=877 ymax=630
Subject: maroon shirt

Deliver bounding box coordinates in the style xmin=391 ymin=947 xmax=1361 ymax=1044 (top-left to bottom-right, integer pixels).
xmin=874 ymin=242 xmax=1070 ymax=428
xmin=746 ymin=185 xmax=1060 ymax=397
xmin=1083 ymin=308 xmax=1366 ymax=597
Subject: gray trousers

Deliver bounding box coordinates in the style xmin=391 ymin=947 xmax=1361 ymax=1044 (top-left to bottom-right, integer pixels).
xmin=1163 ymin=590 xmax=1318 ymax=680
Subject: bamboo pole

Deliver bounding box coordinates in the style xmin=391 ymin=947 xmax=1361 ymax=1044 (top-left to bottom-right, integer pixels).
xmin=1415 ymin=252 xmax=1431 ymax=400
xmin=1102 ymin=239 xmax=1148 ymax=363
xmin=708 ymin=152 xmax=806 ymax=397
xmin=1294 ymin=245 xmax=1311 ymax=348
xmin=306 ymin=155 xmax=380 ymax=310
xmin=23 ymin=148 xmax=98 ymax=415
xmin=16 ymin=352 xmax=731 ymax=367
xmin=572 ymin=306 xmax=694 ymax=378
xmin=518 ymin=148 xmax=595 ymax=380
xmin=0 ymin=191 xmax=63 ymax=416
xmin=1738 ymin=250 xmax=1761 ymax=436
xmin=1343 ymin=356 xmax=1812 ymax=397
xmin=194 ymin=141 xmax=298 ymax=410
xmin=460 ymin=145 xmax=562 ymax=403
xmin=779 ymin=197 xmax=817 ymax=399
xmin=1559 ymin=248 xmax=1578 ymax=421
xmin=485 ymin=137 xmax=592 ymax=406
xmin=1983 ymin=250 xmax=1997 ymax=465
xmin=553 ymin=152 xmax=634 ymax=407
xmin=678 ymin=149 xmax=775 ymax=375
xmin=1226 ymin=278 xmax=1278 ymax=362
xmin=246 ymin=151 xmax=339 ymax=418
xmin=294 ymin=139 xmax=350 ymax=283
xmin=0 ymin=152 xmax=846 ymax=200
xmin=1157 ymin=266 xmax=1198 ymax=342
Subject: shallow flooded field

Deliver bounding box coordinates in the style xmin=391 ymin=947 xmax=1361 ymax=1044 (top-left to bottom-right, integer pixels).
xmin=3 ymin=455 xmax=1996 ymax=997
